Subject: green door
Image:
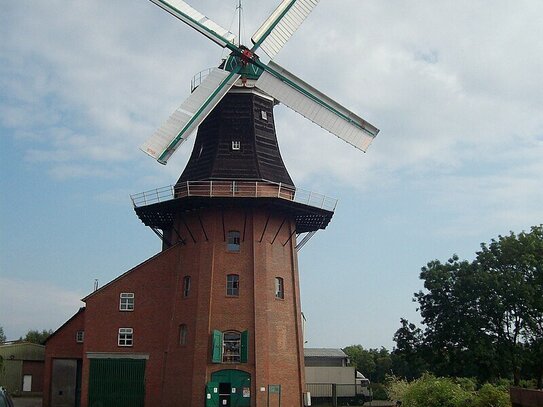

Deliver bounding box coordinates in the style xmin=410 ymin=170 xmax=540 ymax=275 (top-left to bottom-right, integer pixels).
xmin=210 ymin=370 xmax=251 ymax=407
xmin=205 ymin=381 xmax=220 ymax=407
xmin=88 ymin=358 xmax=146 ymax=407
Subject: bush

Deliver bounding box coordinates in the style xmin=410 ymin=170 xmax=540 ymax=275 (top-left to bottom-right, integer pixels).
xmin=474 ymin=383 xmax=510 ymax=407
xmin=385 ymin=375 xmax=512 ymax=407
xmin=401 ymin=374 xmax=474 ymax=407
xmin=370 ymin=382 xmax=389 ymax=400
xmin=385 ymin=376 xmax=410 ymax=402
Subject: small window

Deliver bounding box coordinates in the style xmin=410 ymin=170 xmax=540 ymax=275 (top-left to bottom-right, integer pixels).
xmin=275 ymin=277 xmax=284 ymax=299
xmin=261 ymin=110 xmax=268 ymax=120
xmin=183 ymin=276 xmax=191 ymax=297
xmin=227 ymin=231 xmax=241 ymax=252
xmin=118 ymin=328 xmax=133 ymax=347
xmin=232 ymin=140 xmax=241 ymax=150
xmin=119 ymin=293 xmax=134 ymax=311
xmin=179 ymin=324 xmax=188 ymax=345
xmin=76 ymin=331 xmax=84 ymax=343
xmin=226 ymin=274 xmax=239 ymax=296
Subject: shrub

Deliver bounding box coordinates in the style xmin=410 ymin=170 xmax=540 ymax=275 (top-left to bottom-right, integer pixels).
xmin=385 ymin=375 xmax=410 ymax=402
xmin=401 ymin=374 xmax=475 ymax=407
xmin=474 ymin=383 xmax=510 ymax=407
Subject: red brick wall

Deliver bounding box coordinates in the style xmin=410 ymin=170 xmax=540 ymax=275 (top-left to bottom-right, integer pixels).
xmin=22 ymin=361 xmax=45 ymax=392
xmin=80 ymin=245 xmax=180 ymax=407
xmin=161 ymin=207 xmax=305 ymax=407
xmin=49 ymin=204 xmax=307 ymax=407
xmin=43 ymin=309 xmax=85 ymax=407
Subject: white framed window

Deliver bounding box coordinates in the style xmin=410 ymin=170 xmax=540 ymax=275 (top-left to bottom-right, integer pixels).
xmin=118 ymin=328 xmax=133 ymax=347
xmin=222 ymin=331 xmax=241 ymax=363
xmin=75 ymin=330 xmax=84 ymax=343
xmin=119 ymin=293 xmax=134 ymax=311
xmin=232 ymin=140 xmax=241 ymax=150
xmin=227 ymin=231 xmax=241 ymax=252
xmin=226 ymin=274 xmax=239 ymax=296
xmin=183 ymin=276 xmax=191 ymax=297
xmin=179 ymin=324 xmax=188 ymax=345
xmin=275 ymin=277 xmax=284 ymax=299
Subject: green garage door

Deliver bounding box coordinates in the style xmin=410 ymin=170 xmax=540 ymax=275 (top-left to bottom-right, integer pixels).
xmin=88 ymin=358 xmax=146 ymax=407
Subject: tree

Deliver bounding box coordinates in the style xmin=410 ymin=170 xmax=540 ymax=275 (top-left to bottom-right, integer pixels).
xmin=0 ymin=326 xmax=6 ymax=343
xmin=343 ymin=345 xmax=393 ymax=383
xmin=392 ymin=319 xmax=428 ymax=380
xmin=395 ymin=225 xmax=543 ymax=384
xmin=22 ymin=329 xmax=53 ymax=345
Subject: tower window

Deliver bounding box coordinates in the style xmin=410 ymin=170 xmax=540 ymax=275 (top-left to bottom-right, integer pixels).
xmin=261 ymin=110 xmax=268 ymax=120
xmin=275 ymin=277 xmax=284 ymax=299
xmin=226 ymin=274 xmax=239 ymax=296
xmin=118 ymin=328 xmax=133 ymax=347
xmin=211 ymin=330 xmax=249 ymax=364
xmin=119 ymin=293 xmax=134 ymax=311
xmin=75 ymin=331 xmax=84 ymax=343
xmin=222 ymin=331 xmax=241 ymax=363
xmin=232 ymin=140 xmax=241 ymax=150
xmin=179 ymin=324 xmax=188 ymax=345
xmin=183 ymin=276 xmax=191 ymax=297
xmin=227 ymin=231 xmax=241 ymax=252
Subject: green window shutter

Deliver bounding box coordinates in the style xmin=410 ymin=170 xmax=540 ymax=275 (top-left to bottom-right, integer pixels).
xmin=211 ymin=330 xmax=223 ymax=363
xmin=241 ymin=330 xmax=249 ymax=363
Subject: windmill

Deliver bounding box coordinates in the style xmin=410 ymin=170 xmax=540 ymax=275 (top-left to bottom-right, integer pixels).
xmin=140 ymin=0 xmax=379 ymax=165
xmin=125 ymin=1 xmax=381 ymax=406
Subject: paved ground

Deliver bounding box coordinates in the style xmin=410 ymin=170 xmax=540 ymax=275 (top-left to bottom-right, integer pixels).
xmin=12 ymin=397 xmax=42 ymax=407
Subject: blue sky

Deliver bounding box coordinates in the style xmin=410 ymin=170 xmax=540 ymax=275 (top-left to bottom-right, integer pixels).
xmin=1 ymin=0 xmax=542 ymax=349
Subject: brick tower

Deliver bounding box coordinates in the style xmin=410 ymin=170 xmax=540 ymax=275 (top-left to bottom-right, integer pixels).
xmin=132 ymin=83 xmax=335 ymax=406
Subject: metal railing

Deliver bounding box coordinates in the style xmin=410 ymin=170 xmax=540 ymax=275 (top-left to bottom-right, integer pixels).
xmin=190 ymin=68 xmax=214 ymax=92
xmin=306 ymin=383 xmax=371 ymax=406
xmin=130 ymin=180 xmax=337 ymax=212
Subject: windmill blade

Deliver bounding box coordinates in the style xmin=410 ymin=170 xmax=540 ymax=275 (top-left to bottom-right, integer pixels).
xmin=148 ymin=0 xmax=236 ymax=49
xmin=256 ymin=61 xmax=380 ymax=152
xmin=141 ymin=68 xmax=241 ymax=164
xmin=251 ymin=0 xmax=319 ymax=59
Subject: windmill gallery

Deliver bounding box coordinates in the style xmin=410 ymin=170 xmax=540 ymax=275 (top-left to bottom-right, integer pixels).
xmin=43 ymin=0 xmax=380 ymax=406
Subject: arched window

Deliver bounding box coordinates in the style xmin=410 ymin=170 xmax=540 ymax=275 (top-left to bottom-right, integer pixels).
xmin=227 ymin=231 xmax=240 ymax=252
xmin=226 ymin=274 xmax=239 ymax=296
xmin=179 ymin=324 xmax=188 ymax=345
xmin=183 ymin=276 xmax=191 ymax=297
xmin=222 ymin=331 xmax=241 ymax=363
xmin=275 ymin=277 xmax=284 ymax=299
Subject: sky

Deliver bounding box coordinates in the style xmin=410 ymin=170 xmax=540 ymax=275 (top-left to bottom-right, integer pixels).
xmin=1 ymin=0 xmax=542 ymax=350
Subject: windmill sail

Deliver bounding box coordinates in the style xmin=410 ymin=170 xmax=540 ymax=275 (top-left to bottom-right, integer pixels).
xmin=256 ymin=61 xmax=380 ymax=152
xmin=251 ymin=0 xmax=319 ymax=59
xmin=141 ymin=68 xmax=241 ymax=164
xmin=148 ymin=0 xmax=236 ymax=48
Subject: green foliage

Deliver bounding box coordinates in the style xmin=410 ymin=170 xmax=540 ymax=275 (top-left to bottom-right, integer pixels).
xmin=385 ymin=375 xmax=410 ymax=402
xmin=0 ymin=326 xmax=6 ymax=343
xmin=343 ymin=345 xmax=393 ymax=383
xmin=22 ymin=329 xmax=53 ymax=344
xmin=370 ymin=383 xmax=389 ymax=400
xmin=387 ymin=375 xmax=512 ymax=407
xmin=401 ymin=374 xmax=474 ymax=407
xmin=475 ymin=383 xmax=510 ymax=407
xmin=393 ymin=225 xmax=543 ymax=384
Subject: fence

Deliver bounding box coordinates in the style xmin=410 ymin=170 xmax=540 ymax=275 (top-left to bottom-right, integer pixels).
xmin=306 ymin=383 xmax=369 ymax=406
xmin=130 ymin=180 xmax=337 ymax=212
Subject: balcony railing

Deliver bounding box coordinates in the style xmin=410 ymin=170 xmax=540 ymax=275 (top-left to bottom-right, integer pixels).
xmin=130 ymin=180 xmax=337 ymax=212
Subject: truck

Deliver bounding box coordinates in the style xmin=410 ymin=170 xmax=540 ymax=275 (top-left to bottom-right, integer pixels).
xmin=305 ymin=366 xmax=372 ymax=406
